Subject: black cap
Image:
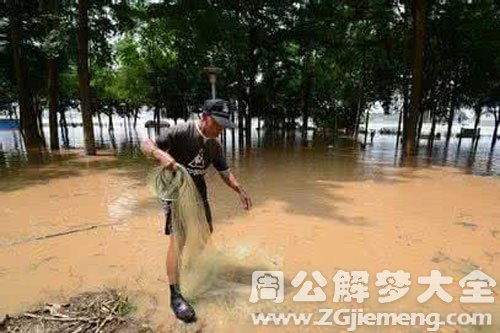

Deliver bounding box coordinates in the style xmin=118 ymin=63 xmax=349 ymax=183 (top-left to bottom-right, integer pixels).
xmin=202 ymin=99 xmax=237 ymax=129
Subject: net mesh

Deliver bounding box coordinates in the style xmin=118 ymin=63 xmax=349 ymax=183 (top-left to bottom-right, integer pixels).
xmin=149 ymin=165 xmax=276 ymax=302
xmin=149 ymin=165 xmax=211 ymax=268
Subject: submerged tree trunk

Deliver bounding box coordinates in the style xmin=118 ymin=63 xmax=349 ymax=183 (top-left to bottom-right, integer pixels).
xmin=396 ymin=106 xmax=403 ymax=150
xmin=492 ymin=122 xmax=499 ymax=148
xmin=491 ymin=109 xmax=500 ymax=148
xmin=238 ymin=100 xmax=245 ymax=132
xmin=427 ymin=112 xmax=437 ymax=148
xmin=363 ymin=109 xmax=370 ymax=146
xmin=445 ymin=100 xmax=455 ymax=144
xmin=405 ymin=0 xmax=426 ymax=156
xmin=77 ymin=0 xmax=96 ymax=155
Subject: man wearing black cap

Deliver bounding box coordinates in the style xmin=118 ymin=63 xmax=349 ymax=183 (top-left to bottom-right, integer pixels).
xmin=141 ymin=99 xmax=252 ymax=323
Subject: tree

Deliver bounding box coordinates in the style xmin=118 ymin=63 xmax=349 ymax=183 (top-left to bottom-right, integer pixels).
xmin=6 ymin=0 xmax=44 ymax=149
xmin=42 ymin=0 xmax=68 ymax=150
xmin=77 ymin=0 xmax=96 ymax=155
xmin=405 ymin=0 xmax=427 ymax=156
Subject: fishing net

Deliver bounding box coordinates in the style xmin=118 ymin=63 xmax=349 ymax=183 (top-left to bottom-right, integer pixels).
xmin=149 ymin=165 xmax=278 ymax=303
xmin=149 ymin=164 xmax=211 ymax=268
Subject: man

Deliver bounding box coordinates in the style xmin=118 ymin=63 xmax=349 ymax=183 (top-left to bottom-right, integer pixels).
xmin=141 ymin=99 xmax=252 ymax=323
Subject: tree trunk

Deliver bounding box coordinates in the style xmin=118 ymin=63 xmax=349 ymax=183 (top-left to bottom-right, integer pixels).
xmin=245 ymin=101 xmax=251 ymax=148
xmin=35 ymin=96 xmax=47 ymax=148
xmin=246 ymin=74 xmax=256 ymax=148
xmin=154 ymin=103 xmax=160 ymax=134
xmin=473 ymin=104 xmax=481 ymax=134
xmin=300 ymin=76 xmax=313 ymax=143
xmin=35 ymin=96 xmax=41 ymax=134
xmin=59 ymin=108 xmax=67 ymax=129
xmin=9 ymin=6 xmax=44 ymax=149
xmin=363 ymin=110 xmax=370 ymax=146
xmin=354 ymin=84 xmax=363 ymax=137
xmin=231 ymin=107 xmax=236 ymax=151
xmin=492 ymin=122 xmax=499 ymax=148
xmin=48 ymin=57 xmax=60 ymax=150
xmin=133 ymin=108 xmax=139 ymax=128
xmin=427 ymin=112 xmax=436 ymax=148
xmin=123 ymin=117 xmax=129 ymax=142
xmin=401 ymin=78 xmax=410 ymax=144
xmin=445 ymin=101 xmax=455 ymax=144
xmin=300 ymin=51 xmax=314 ymax=142
xmin=109 ymin=129 xmax=117 ymax=150
xmin=235 ymin=4 xmax=245 ymax=138
xmin=416 ymin=109 xmax=425 ymax=143
xmin=235 ymin=60 xmax=245 ymax=133
xmin=405 ymin=0 xmax=426 ymax=156
xmin=230 ymin=104 xmax=236 ymax=134
xmin=8 ymin=103 xmax=14 ymax=119
xmin=472 ymin=104 xmax=481 ymax=146
xmin=492 ymin=110 xmax=499 ymax=148
xmin=97 ymin=111 xmax=103 ymax=127
xmin=108 ymin=113 xmax=114 ymax=131
xmin=45 ymin=0 xmax=60 ymax=150
xmin=77 ymin=0 xmax=96 ymax=155
xmin=60 ymin=109 xmax=69 ymax=147
xmin=246 ymin=32 xmax=258 ymax=148
xmin=396 ymin=105 xmax=403 ymax=149
xmin=238 ymin=100 xmax=245 ymax=133
xmin=334 ymin=108 xmax=338 ymax=140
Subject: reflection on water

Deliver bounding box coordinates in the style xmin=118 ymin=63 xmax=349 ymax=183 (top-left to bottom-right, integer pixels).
xmin=0 ymin=119 xmax=499 ymax=178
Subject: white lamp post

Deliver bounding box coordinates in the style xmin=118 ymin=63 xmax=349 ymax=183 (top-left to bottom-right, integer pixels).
xmin=203 ymin=67 xmax=221 ymax=100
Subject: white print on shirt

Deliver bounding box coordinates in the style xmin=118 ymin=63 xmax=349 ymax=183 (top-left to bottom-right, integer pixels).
xmin=188 ymin=148 xmax=205 ymax=169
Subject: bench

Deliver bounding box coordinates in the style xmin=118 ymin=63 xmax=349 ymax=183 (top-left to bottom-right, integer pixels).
xmin=456 ymin=128 xmax=480 ymax=139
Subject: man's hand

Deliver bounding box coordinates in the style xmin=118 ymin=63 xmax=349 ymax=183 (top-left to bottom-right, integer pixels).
xmin=218 ymin=170 xmax=251 ymax=210
xmin=159 ymin=152 xmax=178 ymax=171
xmin=237 ymin=186 xmax=252 ymax=210
xmin=141 ymin=139 xmax=177 ymax=171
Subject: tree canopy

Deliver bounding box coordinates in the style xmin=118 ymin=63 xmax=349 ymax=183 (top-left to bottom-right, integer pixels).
xmin=1 ymin=0 xmax=499 ymax=153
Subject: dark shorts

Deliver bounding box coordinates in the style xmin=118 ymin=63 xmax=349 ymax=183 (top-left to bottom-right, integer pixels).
xmin=162 ymin=198 xmax=213 ymax=236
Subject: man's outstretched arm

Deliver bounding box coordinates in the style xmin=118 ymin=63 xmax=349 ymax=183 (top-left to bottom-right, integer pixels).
xmin=140 ymin=139 xmax=178 ymax=171
xmin=218 ymin=170 xmax=252 ymax=210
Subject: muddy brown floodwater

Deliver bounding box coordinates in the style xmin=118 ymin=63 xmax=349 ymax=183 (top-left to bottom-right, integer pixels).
xmin=0 ymin=139 xmax=499 ymax=332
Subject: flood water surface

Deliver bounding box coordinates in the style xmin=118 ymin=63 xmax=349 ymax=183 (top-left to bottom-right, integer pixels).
xmin=0 ymin=128 xmax=499 ymax=332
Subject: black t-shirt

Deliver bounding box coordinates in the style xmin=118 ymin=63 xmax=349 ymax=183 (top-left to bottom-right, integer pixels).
xmin=155 ymin=120 xmax=229 ymax=200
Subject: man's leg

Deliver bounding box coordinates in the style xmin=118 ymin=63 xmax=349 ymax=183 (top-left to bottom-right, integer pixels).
xmin=166 ymin=235 xmax=196 ymax=323
xmin=163 ymin=201 xmax=196 ymax=323
xmin=166 ymin=234 xmax=185 ymax=284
